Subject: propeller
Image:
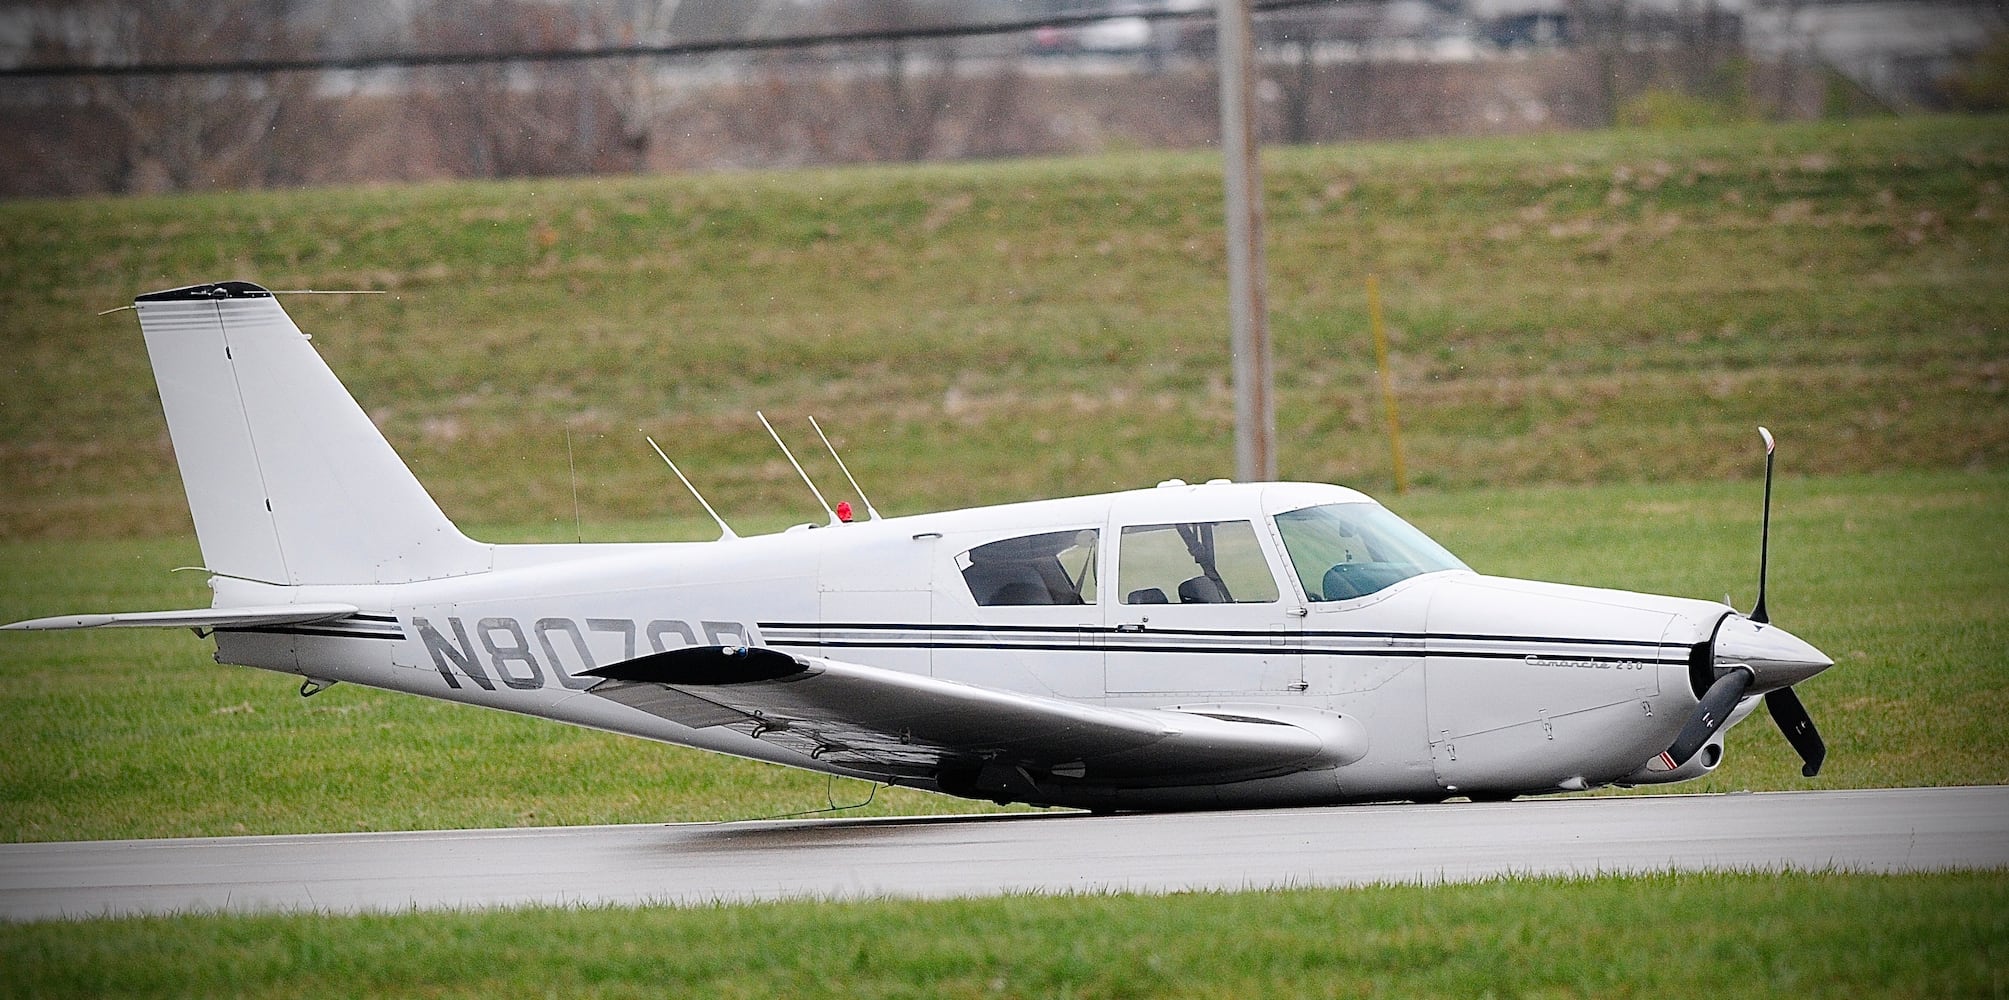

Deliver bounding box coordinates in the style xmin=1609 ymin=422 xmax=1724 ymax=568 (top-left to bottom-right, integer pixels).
xmin=1664 ymin=426 xmax=1830 ymax=777
xmin=1751 ymin=426 xmax=1774 ymax=625
xmin=1765 ymin=685 xmax=1827 ymax=778
xmin=1666 ymin=666 xmax=1752 ymax=765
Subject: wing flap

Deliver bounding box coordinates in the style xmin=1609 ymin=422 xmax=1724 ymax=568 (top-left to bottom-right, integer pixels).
xmin=2 ymin=603 xmax=361 ymax=631
xmin=587 ymin=680 xmax=758 ymax=730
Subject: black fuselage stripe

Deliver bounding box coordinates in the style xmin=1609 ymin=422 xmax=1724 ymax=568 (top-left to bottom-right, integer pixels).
xmin=217 ymin=618 xmax=1673 ymax=658
xmin=769 ymin=639 xmax=1678 ymax=663
xmin=762 ymin=622 xmax=1668 ymax=647
xmin=220 ymin=626 xmax=406 ymax=640
xmin=777 ymin=633 xmax=1652 ymax=655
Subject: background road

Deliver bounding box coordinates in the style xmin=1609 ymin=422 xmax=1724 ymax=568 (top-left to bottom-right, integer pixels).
xmin=3 ymin=786 xmax=2003 ymax=921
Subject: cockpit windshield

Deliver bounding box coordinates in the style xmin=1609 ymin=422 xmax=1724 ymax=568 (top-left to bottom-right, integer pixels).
xmin=1273 ymin=503 xmax=1468 ymax=602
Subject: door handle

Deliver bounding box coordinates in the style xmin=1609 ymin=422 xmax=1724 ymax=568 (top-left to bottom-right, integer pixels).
xmin=1116 ymin=622 xmax=1145 ymax=633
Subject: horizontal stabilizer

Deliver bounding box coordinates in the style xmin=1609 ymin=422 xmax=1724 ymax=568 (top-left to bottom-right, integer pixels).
xmin=2 ymin=603 xmax=360 ymax=631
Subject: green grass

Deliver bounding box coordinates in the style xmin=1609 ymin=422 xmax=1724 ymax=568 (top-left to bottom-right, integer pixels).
xmin=0 ymin=116 xmax=2003 ymax=538
xmin=0 ymin=469 xmax=1999 ymax=843
xmin=2 ymin=872 xmax=2002 ymax=997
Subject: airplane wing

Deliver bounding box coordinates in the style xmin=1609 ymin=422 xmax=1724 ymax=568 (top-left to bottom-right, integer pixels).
xmin=583 ymin=645 xmax=1364 ymax=796
xmin=2 ymin=603 xmax=361 ymax=631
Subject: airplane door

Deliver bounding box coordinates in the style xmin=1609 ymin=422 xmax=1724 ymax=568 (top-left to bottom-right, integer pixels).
xmin=1104 ymin=518 xmax=1302 ymax=695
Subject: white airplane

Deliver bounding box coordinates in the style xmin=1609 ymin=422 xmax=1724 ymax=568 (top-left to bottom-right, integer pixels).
xmin=6 ymin=282 xmax=1832 ymax=810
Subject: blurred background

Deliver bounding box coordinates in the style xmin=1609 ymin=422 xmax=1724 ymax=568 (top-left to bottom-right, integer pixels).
xmin=2 ymin=0 xmax=2003 ymax=198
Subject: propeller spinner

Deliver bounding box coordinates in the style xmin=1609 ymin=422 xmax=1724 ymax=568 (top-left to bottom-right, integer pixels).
xmin=1666 ymin=427 xmax=1831 ymax=777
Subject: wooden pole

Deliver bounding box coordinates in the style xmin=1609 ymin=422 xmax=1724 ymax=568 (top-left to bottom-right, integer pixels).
xmin=1217 ymin=0 xmax=1274 ymax=483
xmin=1368 ymin=273 xmax=1407 ymax=494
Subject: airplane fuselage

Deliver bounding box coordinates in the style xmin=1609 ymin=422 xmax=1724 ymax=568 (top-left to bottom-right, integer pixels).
xmin=209 ymin=480 xmax=1736 ymax=808
xmin=12 ymin=283 xmax=1831 ymax=812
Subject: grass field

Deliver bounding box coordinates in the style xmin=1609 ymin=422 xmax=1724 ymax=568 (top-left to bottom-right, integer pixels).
xmin=0 ymin=116 xmax=2003 ymax=539
xmin=3 ymin=872 xmax=2003 ymax=998
xmin=0 ymin=117 xmax=2002 ymax=990
xmin=0 ymin=114 xmax=2002 ymax=840
xmin=0 ymin=468 xmax=1999 ymax=843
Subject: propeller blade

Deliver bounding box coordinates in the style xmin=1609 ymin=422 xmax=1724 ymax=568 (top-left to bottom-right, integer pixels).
xmin=1752 ymin=426 xmax=1775 ymax=625
xmin=1667 ymin=666 xmax=1753 ymax=766
xmin=1765 ymin=686 xmax=1826 ymax=778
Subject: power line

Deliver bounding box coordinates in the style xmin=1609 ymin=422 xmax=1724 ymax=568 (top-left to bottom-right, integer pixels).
xmin=0 ymin=0 xmax=1336 ymax=80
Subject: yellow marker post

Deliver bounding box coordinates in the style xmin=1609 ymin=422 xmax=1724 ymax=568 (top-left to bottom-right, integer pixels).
xmin=1368 ymin=273 xmax=1408 ymax=494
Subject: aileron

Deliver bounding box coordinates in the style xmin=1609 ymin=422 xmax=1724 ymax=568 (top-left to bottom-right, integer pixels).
xmin=4 ymin=603 xmax=361 ymax=632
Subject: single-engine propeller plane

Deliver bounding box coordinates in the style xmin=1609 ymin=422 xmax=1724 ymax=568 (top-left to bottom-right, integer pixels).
xmin=6 ymin=282 xmax=1832 ymax=810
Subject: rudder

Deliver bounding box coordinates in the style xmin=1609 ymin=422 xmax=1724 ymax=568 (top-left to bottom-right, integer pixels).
xmin=134 ymin=281 xmax=490 ymax=585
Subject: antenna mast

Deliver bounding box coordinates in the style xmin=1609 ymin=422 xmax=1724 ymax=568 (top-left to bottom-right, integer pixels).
xmin=565 ymin=429 xmax=582 ymax=543
xmin=809 ymin=416 xmax=880 ymax=520
xmin=644 ymin=434 xmax=738 ymax=540
xmin=758 ymin=411 xmax=838 ymax=525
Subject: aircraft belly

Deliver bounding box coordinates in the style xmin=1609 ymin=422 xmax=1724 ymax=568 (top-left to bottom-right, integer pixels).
xmin=1426 ymin=699 xmax=1677 ymax=791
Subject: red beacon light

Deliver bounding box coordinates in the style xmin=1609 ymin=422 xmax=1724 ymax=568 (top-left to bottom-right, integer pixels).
xmin=836 ymin=501 xmax=854 ymax=523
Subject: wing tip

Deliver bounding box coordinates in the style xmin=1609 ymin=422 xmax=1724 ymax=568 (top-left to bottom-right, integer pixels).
xmin=3 ymin=614 xmax=114 ymax=631
xmin=2 ymin=603 xmax=359 ymax=631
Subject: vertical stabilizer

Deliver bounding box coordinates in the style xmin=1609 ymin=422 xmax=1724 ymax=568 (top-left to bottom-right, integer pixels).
xmin=134 ymin=282 xmax=491 ymax=585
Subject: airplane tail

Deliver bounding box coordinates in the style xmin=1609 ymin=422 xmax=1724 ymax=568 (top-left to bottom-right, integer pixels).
xmin=134 ymin=281 xmax=490 ymax=586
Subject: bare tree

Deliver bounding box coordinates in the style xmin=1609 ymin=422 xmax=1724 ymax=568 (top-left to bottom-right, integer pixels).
xmin=409 ymin=0 xmax=628 ymax=179
xmin=4 ymin=1 xmax=326 ymax=195
xmin=576 ymin=0 xmax=687 ymax=172
xmin=701 ymin=0 xmax=1029 ymax=166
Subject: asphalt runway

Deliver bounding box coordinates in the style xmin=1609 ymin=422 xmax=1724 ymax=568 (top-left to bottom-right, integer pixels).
xmin=2 ymin=785 xmax=2003 ymax=921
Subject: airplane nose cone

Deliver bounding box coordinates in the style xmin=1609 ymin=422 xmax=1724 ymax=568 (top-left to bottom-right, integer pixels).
xmin=1713 ymin=616 xmax=1832 ymax=692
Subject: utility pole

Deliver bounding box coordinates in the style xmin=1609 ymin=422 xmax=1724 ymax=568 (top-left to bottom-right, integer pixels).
xmin=1217 ymin=0 xmax=1274 ymax=482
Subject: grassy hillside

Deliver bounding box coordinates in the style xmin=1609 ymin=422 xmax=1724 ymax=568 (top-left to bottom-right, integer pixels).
xmin=1 ymin=116 xmax=2003 ymax=541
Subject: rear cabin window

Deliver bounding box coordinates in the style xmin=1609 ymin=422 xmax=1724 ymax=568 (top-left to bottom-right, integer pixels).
xmin=958 ymin=529 xmax=1098 ymax=606
xmin=1117 ymin=520 xmax=1280 ymax=605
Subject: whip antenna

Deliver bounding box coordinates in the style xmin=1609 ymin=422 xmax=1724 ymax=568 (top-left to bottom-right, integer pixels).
xmin=565 ymin=429 xmax=582 ymax=543
xmin=758 ymin=411 xmax=838 ymax=525
xmin=809 ymin=416 xmax=880 ymax=520
xmin=644 ymin=434 xmax=737 ymax=540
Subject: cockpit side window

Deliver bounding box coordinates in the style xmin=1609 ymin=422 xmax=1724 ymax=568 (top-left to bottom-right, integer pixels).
xmin=1117 ymin=520 xmax=1280 ymax=605
xmin=1273 ymin=503 xmax=1467 ymax=602
xmin=958 ymin=529 xmax=1098 ymax=606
